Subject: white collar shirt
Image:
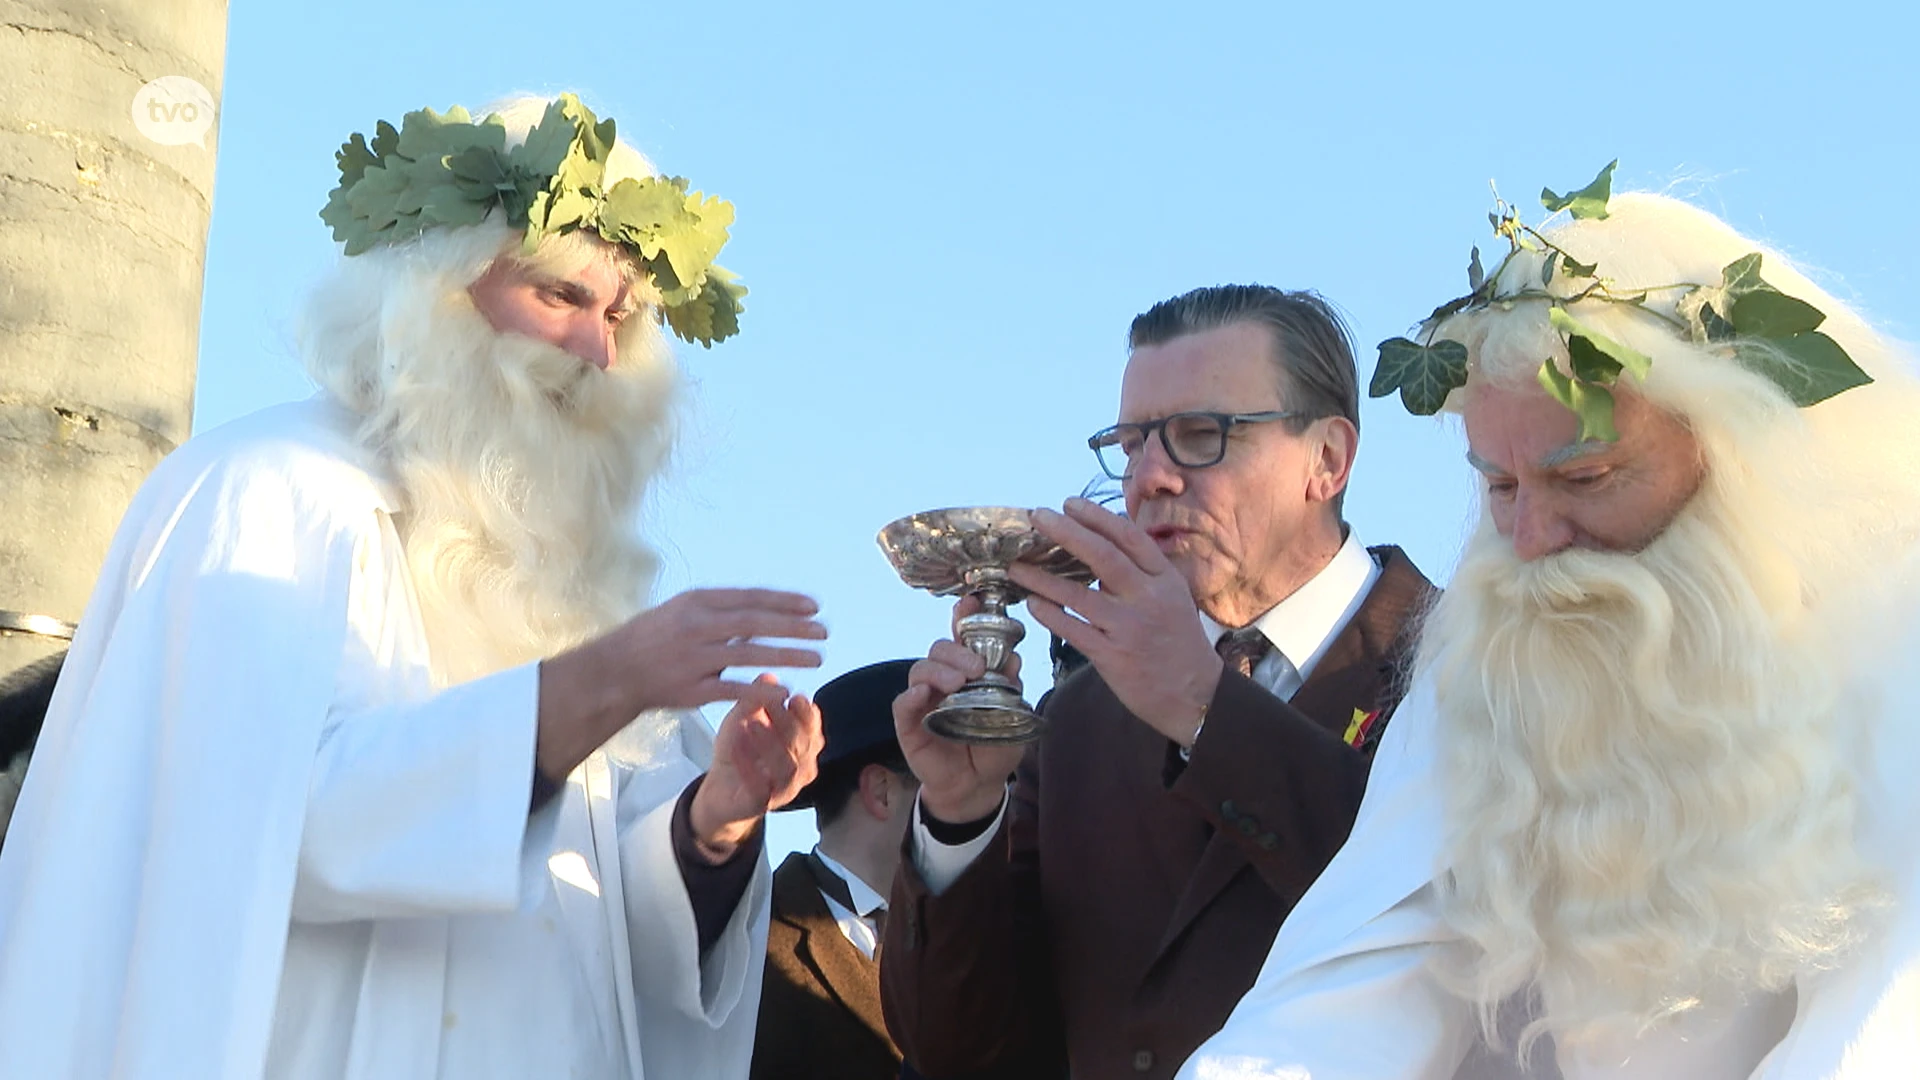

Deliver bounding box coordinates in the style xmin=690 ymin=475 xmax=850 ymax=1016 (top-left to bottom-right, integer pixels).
xmin=811 ymin=846 xmax=887 ymax=959
xmin=1198 ymin=530 xmax=1382 ymax=702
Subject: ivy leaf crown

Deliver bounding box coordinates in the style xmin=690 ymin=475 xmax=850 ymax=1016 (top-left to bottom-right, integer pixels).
xmin=1369 ymin=160 xmax=1871 ymax=440
xmin=319 ymin=94 xmax=746 ymax=348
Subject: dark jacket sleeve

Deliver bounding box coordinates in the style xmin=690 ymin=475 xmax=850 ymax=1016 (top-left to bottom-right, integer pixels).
xmin=879 ymin=747 xmax=1068 ymax=1079
xmin=1169 ymin=671 xmax=1369 ymax=902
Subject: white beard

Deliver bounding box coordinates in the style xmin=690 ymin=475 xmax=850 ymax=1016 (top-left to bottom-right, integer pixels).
xmin=357 ymin=287 xmax=676 ymax=685
xmin=1424 ymin=479 xmax=1882 ymax=1051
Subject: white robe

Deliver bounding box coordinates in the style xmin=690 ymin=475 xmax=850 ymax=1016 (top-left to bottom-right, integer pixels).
xmin=1178 ymin=610 xmax=1920 ymax=1080
xmin=0 ymin=398 xmax=770 ymax=1080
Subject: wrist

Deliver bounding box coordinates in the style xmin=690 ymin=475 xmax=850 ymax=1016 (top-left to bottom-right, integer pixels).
xmin=687 ymin=779 xmax=761 ymax=865
xmin=920 ymin=782 xmax=1007 ymax=827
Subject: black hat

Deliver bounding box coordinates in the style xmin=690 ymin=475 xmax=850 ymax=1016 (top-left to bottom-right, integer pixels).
xmin=782 ymin=658 xmax=916 ymax=812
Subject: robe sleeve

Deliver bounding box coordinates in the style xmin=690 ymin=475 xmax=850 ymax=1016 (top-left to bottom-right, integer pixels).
xmin=612 ymin=752 xmax=773 ymax=1080
xmin=289 ymin=662 xmax=558 ymax=923
xmin=1173 ymin=885 xmax=1475 ymax=1080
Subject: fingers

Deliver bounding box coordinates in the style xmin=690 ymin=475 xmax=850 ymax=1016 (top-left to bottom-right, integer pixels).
xmin=690 ymin=588 xmax=821 ymax=616
xmin=949 ymin=593 xmax=984 ymax=637
xmin=1059 ymin=496 xmax=1172 ymax=574
xmin=1007 ymin=562 xmax=1114 ymax=625
xmin=1031 ymin=505 xmax=1148 ymax=592
xmin=717 ymin=643 xmax=825 ymax=670
xmin=893 ymin=682 xmax=941 ymax=734
xmin=702 ymin=676 xmax=794 ymax=710
xmin=1024 ymin=595 xmax=1099 ymax=659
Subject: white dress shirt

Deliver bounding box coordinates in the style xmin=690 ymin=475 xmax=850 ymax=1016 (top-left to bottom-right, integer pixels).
xmin=811 ymin=847 xmax=888 ymax=959
xmin=911 ymin=531 xmax=1383 ymax=894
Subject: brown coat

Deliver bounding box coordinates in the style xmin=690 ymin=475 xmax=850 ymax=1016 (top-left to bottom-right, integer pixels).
xmin=880 ymin=547 xmax=1435 ymax=1080
xmin=753 ymin=852 xmax=906 ymax=1080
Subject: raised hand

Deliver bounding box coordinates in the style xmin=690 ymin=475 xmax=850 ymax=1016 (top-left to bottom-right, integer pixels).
xmin=613 ymin=588 xmax=827 ymax=712
xmin=893 ymin=598 xmax=1028 ymax=824
xmin=536 ymin=587 xmax=826 ymax=788
xmin=691 ymin=674 xmax=825 ymax=861
xmin=1008 ymin=497 xmax=1222 ymax=747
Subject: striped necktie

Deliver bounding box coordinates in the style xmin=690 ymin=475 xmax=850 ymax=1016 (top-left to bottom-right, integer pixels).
xmin=1216 ymin=626 xmax=1273 ymax=679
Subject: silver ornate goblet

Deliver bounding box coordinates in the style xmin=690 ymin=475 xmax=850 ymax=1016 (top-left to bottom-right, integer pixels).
xmin=877 ymin=507 xmax=1095 ymax=745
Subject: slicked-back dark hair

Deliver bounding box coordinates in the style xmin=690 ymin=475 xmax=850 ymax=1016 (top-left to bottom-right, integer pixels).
xmin=1128 ymin=284 xmax=1361 ymax=434
xmin=1129 ymin=284 xmax=1360 ymax=514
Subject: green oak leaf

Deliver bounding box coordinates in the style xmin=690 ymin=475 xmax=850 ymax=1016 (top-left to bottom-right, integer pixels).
xmin=1370 ymin=337 xmax=1469 ymax=416
xmin=336 ymin=132 xmax=379 ymax=188
xmin=1541 ymin=160 xmax=1616 ymax=220
xmin=513 ymin=97 xmax=584 ymax=178
xmin=1733 ymin=330 xmax=1873 ymax=406
xmin=663 ymin=266 xmax=747 ymax=346
xmin=1537 ymin=360 xmax=1619 ymax=442
xmin=1549 ymin=307 xmax=1651 ymax=381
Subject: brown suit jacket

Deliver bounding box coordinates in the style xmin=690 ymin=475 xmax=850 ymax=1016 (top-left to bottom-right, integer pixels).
xmin=753 ymin=852 xmax=906 ymax=1080
xmin=880 ymin=547 xmax=1435 ymax=1080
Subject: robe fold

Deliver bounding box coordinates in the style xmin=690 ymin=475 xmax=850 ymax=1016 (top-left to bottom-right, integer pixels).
xmin=0 ymin=397 xmax=769 ymax=1080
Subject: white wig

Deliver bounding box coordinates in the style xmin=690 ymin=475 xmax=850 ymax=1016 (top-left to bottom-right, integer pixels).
xmin=1421 ymin=193 xmax=1920 ymax=1054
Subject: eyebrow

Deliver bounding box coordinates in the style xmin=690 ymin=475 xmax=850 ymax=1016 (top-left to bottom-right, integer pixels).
xmin=1465 ymin=440 xmax=1611 ymax=476
xmin=530 ymin=272 xmax=640 ymax=316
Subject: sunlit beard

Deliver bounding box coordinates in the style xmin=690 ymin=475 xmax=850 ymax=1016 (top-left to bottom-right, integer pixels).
xmin=370 ymin=294 xmax=673 ymax=685
xmin=1423 ymin=486 xmax=1878 ymax=1053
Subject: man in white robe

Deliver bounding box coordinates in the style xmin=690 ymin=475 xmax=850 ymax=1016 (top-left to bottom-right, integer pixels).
xmin=1178 ymin=193 xmax=1920 ymax=1079
xmin=0 ymin=93 xmax=825 ymax=1080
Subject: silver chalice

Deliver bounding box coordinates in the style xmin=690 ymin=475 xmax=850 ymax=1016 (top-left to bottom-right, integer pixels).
xmin=877 ymin=507 xmax=1095 ymax=744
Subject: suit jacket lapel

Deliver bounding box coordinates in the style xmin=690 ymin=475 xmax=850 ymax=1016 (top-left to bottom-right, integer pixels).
xmin=771 ymin=855 xmax=891 ymax=1044
xmin=1153 ymin=548 xmax=1436 ymax=961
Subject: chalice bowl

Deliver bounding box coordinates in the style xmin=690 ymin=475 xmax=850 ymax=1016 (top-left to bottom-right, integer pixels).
xmin=877 ymin=507 xmax=1095 ymax=744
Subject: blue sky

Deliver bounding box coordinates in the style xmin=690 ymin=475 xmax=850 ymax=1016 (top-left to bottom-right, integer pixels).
xmin=195 ymin=1 xmax=1917 ymax=857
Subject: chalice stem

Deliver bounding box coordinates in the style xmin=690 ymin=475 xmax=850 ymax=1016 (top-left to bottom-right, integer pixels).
xmin=958 ymin=584 xmax=1024 ymax=676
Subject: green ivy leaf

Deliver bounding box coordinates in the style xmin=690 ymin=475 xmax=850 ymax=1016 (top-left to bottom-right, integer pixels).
xmin=1699 ymin=301 xmax=1737 ymax=342
xmin=1561 ymin=254 xmax=1598 ymax=278
xmin=1548 ymin=307 xmax=1651 ymax=381
xmin=1537 ymin=360 xmax=1619 ymax=442
xmin=1541 ymin=251 xmax=1558 ymax=287
xmin=1370 ymin=337 xmax=1469 ymax=416
xmin=1540 ymin=160 xmax=1616 ymax=220
xmin=1733 ymin=330 xmax=1873 ymax=406
xmin=1721 ymin=252 xmax=1765 ymax=295
xmin=1468 ymin=246 xmax=1485 ymax=292
xmin=1729 ymin=287 xmax=1826 ymax=338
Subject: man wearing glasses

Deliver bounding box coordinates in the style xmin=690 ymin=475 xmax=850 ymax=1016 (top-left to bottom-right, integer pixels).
xmin=879 ymin=285 xmax=1435 ymax=1080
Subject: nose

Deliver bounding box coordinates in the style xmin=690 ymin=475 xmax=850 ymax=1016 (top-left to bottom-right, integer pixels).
xmin=566 ymin=319 xmax=616 ymax=371
xmin=1508 ymin=489 xmax=1575 ymax=562
xmin=1125 ymin=435 xmax=1185 ymax=503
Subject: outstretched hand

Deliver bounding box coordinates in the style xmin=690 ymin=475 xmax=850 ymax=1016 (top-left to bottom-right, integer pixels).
xmin=1009 ymin=497 xmax=1222 ymax=746
xmin=691 ymin=674 xmax=825 ymax=862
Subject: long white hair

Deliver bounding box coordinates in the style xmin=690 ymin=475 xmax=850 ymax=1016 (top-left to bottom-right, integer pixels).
xmin=301 ymin=96 xmax=679 ymax=684
xmin=1420 ymin=193 xmax=1920 ymax=1051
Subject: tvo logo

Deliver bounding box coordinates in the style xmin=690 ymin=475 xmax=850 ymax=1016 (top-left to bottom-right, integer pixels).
xmin=132 ymin=76 xmax=217 ymax=147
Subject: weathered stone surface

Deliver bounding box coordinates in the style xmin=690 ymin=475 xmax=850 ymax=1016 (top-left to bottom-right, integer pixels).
xmin=0 ymin=0 xmax=229 ymax=676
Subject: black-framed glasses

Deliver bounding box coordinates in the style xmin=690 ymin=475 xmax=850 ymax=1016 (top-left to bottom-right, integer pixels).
xmin=1087 ymin=410 xmax=1303 ymax=480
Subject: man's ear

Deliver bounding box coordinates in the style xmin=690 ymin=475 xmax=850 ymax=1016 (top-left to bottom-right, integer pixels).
xmin=1305 ymin=416 xmax=1358 ymax=505
xmin=856 ymin=763 xmax=895 ymax=822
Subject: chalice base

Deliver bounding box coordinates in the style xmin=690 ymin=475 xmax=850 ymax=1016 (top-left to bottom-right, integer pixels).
xmin=925 ymin=673 xmax=1043 ymax=745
